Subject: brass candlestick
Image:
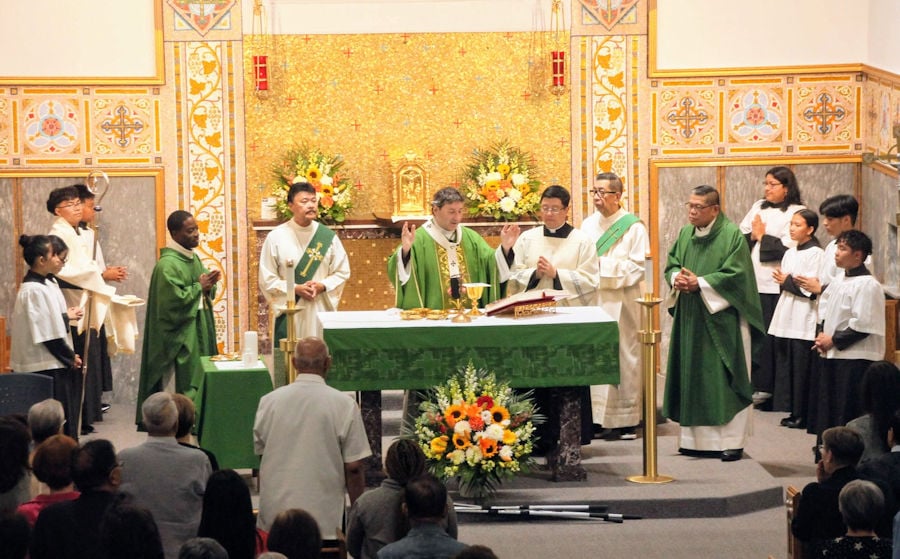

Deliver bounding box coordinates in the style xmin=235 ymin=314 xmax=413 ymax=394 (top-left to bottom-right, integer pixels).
xmin=627 ymin=293 xmax=674 ymax=484
xmin=279 ymin=300 xmax=302 ymax=384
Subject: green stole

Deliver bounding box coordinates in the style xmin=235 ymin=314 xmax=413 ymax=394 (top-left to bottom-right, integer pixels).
xmin=273 ymin=224 xmax=336 ymax=341
xmin=594 ymin=213 xmax=640 ymax=256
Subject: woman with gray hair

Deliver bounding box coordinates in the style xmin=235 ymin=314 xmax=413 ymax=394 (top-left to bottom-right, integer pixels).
xmin=28 ymin=399 xmax=65 ymax=446
xmin=818 ymin=479 xmax=892 ymax=557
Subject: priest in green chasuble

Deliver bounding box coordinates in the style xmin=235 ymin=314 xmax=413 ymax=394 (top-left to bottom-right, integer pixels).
xmin=663 ymin=185 xmax=764 ymax=462
xmin=387 ymin=187 xmax=507 ymax=310
xmin=259 ymin=182 xmax=350 ymax=387
xmin=136 ymin=210 xmax=219 ymax=425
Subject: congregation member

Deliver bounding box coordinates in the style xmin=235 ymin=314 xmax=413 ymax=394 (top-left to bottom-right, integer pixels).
xmin=0 ymin=512 xmax=30 ymax=559
xmin=848 ymin=362 xmax=900 ymax=464
xmin=810 ymin=230 xmax=885 ymax=437
xmin=792 ymin=426 xmax=864 ymax=558
xmin=738 ymin=166 xmax=805 ymax=408
xmin=136 ymin=210 xmax=220 ymax=423
xmin=99 ymin=499 xmax=165 ymax=559
xmin=253 ymin=337 xmax=371 ymax=536
xmin=858 ymin=409 xmax=900 ymax=516
xmin=266 ymin=509 xmax=322 ymax=559
xmin=119 ymin=392 xmax=213 ymax=559
xmin=348 ymin=439 xmax=459 ymax=559
xmin=198 ymin=469 xmax=268 ymax=559
xmin=663 ymin=185 xmax=764 ymax=462
xmin=376 ymin=474 xmax=467 ymax=559
xmin=172 ymin=393 xmax=219 ymax=471
xmin=10 ymin=234 xmax=83 ymax=440
xmin=259 ymin=181 xmax=350 ymax=387
xmin=498 ymin=185 xmax=600 ymax=452
xmin=768 ymin=209 xmax=823 ymax=429
xmin=580 ymin=172 xmax=649 ymax=441
xmin=178 ymin=538 xmax=229 ymax=559
xmin=27 ymin=398 xmax=66 ymax=496
xmin=47 ymin=186 xmax=118 ymax=435
xmin=17 ymin=434 xmax=79 ymax=525
xmin=387 ymin=186 xmax=506 ymax=310
xmin=30 ymin=439 xmax=121 ymax=559
xmin=0 ymin=417 xmax=32 ymax=515
xmin=819 ymin=480 xmax=893 ymax=559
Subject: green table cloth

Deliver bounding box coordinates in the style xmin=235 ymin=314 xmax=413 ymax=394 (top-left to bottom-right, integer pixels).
xmin=319 ymin=306 xmax=619 ymax=390
xmin=195 ymin=357 xmax=273 ymax=470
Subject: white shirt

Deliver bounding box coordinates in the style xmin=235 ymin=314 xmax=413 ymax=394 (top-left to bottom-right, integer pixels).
xmin=739 ymin=200 xmax=805 ymax=294
xmin=768 ymin=242 xmax=825 ymax=341
xmin=821 ymin=271 xmax=885 ymax=361
xmin=10 ymin=276 xmax=73 ymax=373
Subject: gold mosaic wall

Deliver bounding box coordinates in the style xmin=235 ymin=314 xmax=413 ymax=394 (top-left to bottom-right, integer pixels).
xmin=243 ymin=32 xmax=572 ymax=220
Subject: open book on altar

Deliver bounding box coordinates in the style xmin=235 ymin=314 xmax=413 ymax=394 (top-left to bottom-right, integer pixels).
xmin=484 ymin=289 xmax=572 ymax=317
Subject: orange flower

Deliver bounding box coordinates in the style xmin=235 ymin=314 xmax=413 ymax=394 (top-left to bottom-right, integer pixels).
xmin=465 ymin=404 xmax=482 ymax=419
xmin=453 ymin=432 xmax=471 ymax=450
xmin=479 ymin=437 xmax=498 ymax=457
xmin=444 ymin=404 xmax=466 ymax=428
xmin=320 ymin=195 xmax=334 ymax=209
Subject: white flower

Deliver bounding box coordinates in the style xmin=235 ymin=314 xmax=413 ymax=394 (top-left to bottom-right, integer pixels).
xmin=292 ymin=175 xmax=305 ymax=184
xmin=480 ymin=410 xmax=493 ymax=425
xmin=507 ymin=188 xmax=522 ymax=202
xmin=466 ymin=445 xmax=483 ymax=464
xmin=485 ymin=171 xmax=502 ymax=183
xmin=510 ymin=173 xmax=526 ymax=186
xmin=448 ymin=449 xmax=466 ymax=465
xmin=454 ymin=420 xmax=471 ymax=435
xmin=499 ymin=445 xmax=514 ymax=461
xmin=484 ymin=423 xmax=505 ymax=441
xmin=499 ymin=196 xmax=516 ymax=213
xmin=320 ymin=175 xmax=333 ymax=186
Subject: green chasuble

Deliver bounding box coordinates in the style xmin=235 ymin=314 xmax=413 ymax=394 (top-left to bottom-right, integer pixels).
xmin=662 ymin=214 xmax=764 ymax=427
xmin=136 ymin=247 xmax=218 ymax=424
xmin=387 ymin=224 xmax=503 ymax=310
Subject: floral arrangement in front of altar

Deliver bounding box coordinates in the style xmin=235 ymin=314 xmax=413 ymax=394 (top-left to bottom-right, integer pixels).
xmin=462 ymin=140 xmax=542 ymax=221
xmin=271 ymin=143 xmax=354 ymax=224
xmin=414 ymin=362 xmax=543 ymax=500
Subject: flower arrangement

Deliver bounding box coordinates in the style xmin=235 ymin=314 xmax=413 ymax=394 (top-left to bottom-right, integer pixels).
xmin=462 ymin=140 xmax=542 ymax=221
xmin=271 ymin=144 xmax=354 ymax=224
xmin=414 ymin=362 xmax=542 ymax=500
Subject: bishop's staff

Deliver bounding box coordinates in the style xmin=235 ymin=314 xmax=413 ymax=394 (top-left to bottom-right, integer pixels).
xmin=76 ymin=170 xmax=110 ymax=437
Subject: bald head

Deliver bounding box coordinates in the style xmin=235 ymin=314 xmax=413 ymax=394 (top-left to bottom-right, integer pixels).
xmin=292 ymin=337 xmax=331 ymax=377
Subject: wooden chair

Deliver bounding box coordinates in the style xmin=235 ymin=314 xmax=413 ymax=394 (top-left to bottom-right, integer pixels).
xmin=785 ymin=485 xmax=804 ymax=559
xmin=321 ymin=527 xmax=347 ymax=559
xmin=0 ymin=316 xmax=9 ymax=373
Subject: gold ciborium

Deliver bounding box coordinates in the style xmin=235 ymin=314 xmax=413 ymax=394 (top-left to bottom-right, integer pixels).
xmin=462 ymin=283 xmax=490 ymax=316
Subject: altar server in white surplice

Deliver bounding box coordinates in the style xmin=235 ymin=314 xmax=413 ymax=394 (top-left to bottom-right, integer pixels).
xmin=498 ymin=185 xmax=600 ymax=453
xmin=259 ymin=182 xmax=350 ymax=387
xmin=580 ymin=173 xmax=649 ymax=441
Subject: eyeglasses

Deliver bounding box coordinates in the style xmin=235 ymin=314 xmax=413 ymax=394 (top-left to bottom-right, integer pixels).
xmin=762 ymin=181 xmax=783 ymax=187
xmin=56 ymin=201 xmax=83 ymax=210
xmin=56 ymin=254 xmax=68 ymax=264
xmin=540 ymin=206 xmax=566 ymax=214
xmin=590 ymin=189 xmax=618 ymax=196
xmin=684 ymin=202 xmax=716 ymax=212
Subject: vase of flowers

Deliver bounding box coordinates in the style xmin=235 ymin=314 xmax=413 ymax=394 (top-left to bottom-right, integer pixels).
xmin=271 ymin=143 xmax=354 ymax=224
xmin=462 ymin=140 xmax=542 ymax=221
xmin=414 ymin=362 xmax=542 ymax=501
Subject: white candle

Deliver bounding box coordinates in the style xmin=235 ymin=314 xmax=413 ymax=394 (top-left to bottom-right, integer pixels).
xmin=243 ymin=331 xmax=258 ymax=362
xmin=644 ymin=255 xmax=653 ymax=295
xmin=285 ymin=258 xmax=295 ymax=305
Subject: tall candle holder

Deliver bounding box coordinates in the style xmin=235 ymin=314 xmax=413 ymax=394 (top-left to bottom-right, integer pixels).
xmin=626 ymin=290 xmax=674 ymax=484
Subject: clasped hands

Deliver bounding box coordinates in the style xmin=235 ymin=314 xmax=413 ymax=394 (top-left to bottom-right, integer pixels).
xmin=672 ymin=267 xmax=700 ymax=293
xmin=293 ymin=281 xmax=323 ymax=301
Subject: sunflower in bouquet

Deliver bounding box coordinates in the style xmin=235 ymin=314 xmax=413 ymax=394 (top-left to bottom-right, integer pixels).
xmin=414 ymin=362 xmax=542 ymax=500
xmin=462 ymin=140 xmax=542 ymax=221
xmin=271 ymin=143 xmax=354 ymax=224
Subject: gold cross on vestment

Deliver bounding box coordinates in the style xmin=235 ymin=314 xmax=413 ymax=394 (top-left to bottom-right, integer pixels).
xmin=299 ymin=242 xmax=324 ymax=277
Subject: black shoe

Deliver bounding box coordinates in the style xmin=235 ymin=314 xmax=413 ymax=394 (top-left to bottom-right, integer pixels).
xmin=721 ymin=449 xmax=743 ymax=462
xmin=780 ymin=415 xmax=797 ymax=427
xmin=80 ymin=425 xmax=95 ymax=435
xmin=101 ymin=403 xmax=111 ymax=413
xmin=783 ymin=417 xmax=806 ymax=429
xmin=678 ymin=447 xmax=720 ymax=458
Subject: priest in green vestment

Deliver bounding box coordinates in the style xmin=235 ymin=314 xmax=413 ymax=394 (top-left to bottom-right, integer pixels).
xmin=387 ymin=187 xmax=509 ymax=310
xmin=136 ymin=210 xmax=219 ymax=425
xmin=663 ymin=185 xmax=764 ymax=462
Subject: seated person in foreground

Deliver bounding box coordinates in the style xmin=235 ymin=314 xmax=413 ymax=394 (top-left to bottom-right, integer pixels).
xmin=376 ymin=474 xmax=467 ymax=559
xmin=17 ymin=434 xmax=80 ymax=525
xmin=792 ymin=426 xmax=864 ymax=558
xmin=348 ymin=439 xmax=459 ymax=559
xmin=265 ymin=508 xmax=321 ymax=559
xmin=818 ymin=479 xmax=892 ymax=558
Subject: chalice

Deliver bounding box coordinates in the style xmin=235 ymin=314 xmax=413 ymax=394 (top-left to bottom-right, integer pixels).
xmin=462 ymin=283 xmax=490 ymax=316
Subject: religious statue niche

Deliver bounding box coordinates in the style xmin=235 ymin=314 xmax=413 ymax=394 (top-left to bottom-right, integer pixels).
xmin=390 ymin=151 xmax=429 ymax=216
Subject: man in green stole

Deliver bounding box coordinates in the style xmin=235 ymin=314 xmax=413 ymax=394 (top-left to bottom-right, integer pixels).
xmin=259 ymin=182 xmax=350 ymax=387
xmin=387 ymin=187 xmax=507 ymax=310
xmin=136 ymin=210 xmax=220 ymax=425
xmin=580 ymin=172 xmax=649 ymax=441
xmin=663 ymin=185 xmax=764 ymax=462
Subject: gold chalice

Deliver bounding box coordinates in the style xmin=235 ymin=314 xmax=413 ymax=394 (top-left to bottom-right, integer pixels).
xmin=462 ymin=283 xmax=490 ymax=316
